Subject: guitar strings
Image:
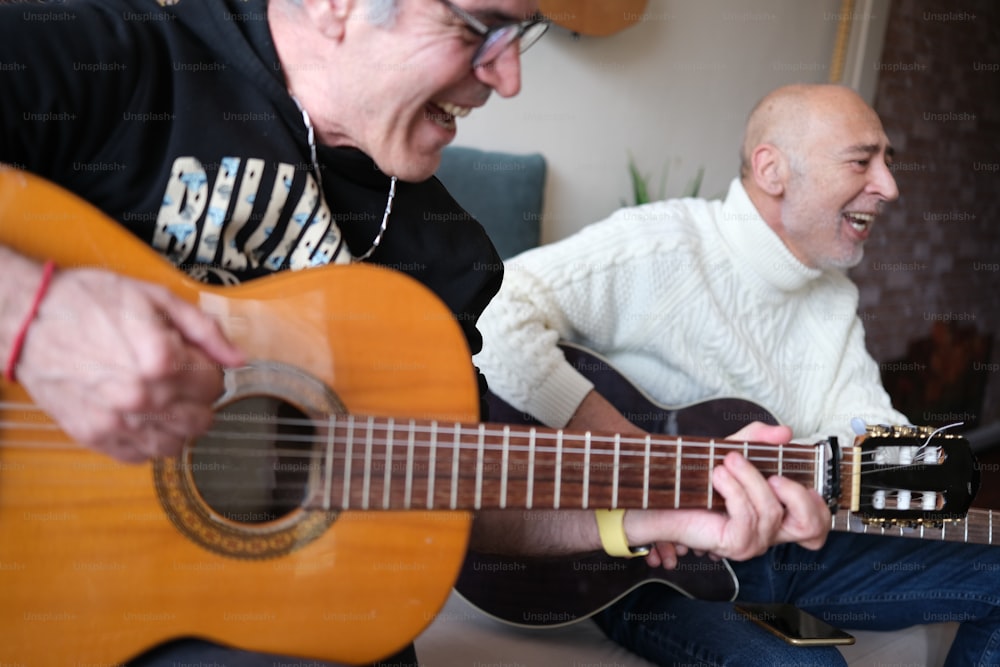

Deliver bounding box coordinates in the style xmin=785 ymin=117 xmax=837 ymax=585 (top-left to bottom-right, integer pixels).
xmin=0 ymin=398 xmax=826 ymax=455
xmin=0 ymin=401 xmax=945 ymax=460
xmin=0 ymin=397 xmax=986 ymax=533
xmin=0 ymin=432 xmax=947 ymax=484
xmin=0 ymin=400 xmax=959 ymax=485
xmin=0 ymin=439 xmax=965 ymax=517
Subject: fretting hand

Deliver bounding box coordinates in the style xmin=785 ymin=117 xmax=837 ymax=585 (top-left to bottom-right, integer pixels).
xmin=631 ymin=422 xmax=830 ymax=569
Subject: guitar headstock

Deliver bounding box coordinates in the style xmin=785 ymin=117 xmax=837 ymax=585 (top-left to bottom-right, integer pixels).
xmin=848 ymin=424 xmax=979 ymax=528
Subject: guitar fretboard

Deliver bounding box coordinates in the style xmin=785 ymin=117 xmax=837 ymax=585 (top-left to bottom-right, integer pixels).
xmin=283 ymin=416 xmax=828 ymax=512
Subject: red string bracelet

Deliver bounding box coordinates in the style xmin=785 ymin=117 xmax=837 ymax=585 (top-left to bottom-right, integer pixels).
xmin=4 ymin=260 xmax=57 ymax=383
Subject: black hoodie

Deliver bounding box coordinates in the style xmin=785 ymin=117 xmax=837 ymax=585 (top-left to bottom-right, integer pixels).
xmin=0 ymin=0 xmax=502 ymax=414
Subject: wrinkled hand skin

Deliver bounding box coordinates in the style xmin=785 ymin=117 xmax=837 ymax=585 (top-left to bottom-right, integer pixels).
xmin=629 ymin=422 xmax=832 ymax=570
xmin=16 ymin=269 xmax=245 ymax=463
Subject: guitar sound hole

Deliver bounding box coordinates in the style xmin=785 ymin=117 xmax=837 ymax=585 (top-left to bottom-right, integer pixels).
xmin=189 ymin=396 xmax=317 ymax=525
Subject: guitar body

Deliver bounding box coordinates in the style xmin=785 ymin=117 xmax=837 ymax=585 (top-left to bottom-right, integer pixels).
xmin=488 ymin=343 xmax=779 ymax=438
xmin=0 ymin=169 xmax=477 ymax=665
xmin=458 ymin=347 xmax=779 ymax=627
xmin=456 ymin=549 xmax=738 ymax=629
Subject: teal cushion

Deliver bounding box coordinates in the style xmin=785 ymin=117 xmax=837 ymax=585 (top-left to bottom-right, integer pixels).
xmin=436 ymin=146 xmax=546 ymax=259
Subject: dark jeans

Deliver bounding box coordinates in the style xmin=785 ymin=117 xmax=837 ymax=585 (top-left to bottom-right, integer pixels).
xmin=595 ymin=531 xmax=1000 ymax=666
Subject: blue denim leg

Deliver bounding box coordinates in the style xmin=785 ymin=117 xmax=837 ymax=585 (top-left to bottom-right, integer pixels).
xmin=595 ymin=532 xmax=1000 ymax=667
xmin=734 ymin=532 xmax=1000 ymax=667
xmin=594 ymin=587 xmax=846 ymax=666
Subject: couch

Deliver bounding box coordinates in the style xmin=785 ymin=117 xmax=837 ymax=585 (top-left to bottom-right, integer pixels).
xmin=424 ymin=145 xmax=957 ymax=667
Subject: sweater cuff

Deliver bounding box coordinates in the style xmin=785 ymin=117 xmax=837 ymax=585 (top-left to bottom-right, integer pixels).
xmin=529 ymin=360 xmax=595 ymax=428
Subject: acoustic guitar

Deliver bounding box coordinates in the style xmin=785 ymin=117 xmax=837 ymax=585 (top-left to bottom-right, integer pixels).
xmin=457 ymin=343 xmax=990 ymax=628
xmin=0 ymin=168 xmax=981 ymax=663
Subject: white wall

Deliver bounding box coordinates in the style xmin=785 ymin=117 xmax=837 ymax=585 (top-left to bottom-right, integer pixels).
xmin=452 ymin=0 xmax=886 ymax=244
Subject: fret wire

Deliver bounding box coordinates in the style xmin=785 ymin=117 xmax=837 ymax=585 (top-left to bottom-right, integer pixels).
xmin=814 ymin=444 xmax=823 ymax=496
xmin=381 ymin=417 xmax=394 ymax=510
xmin=641 ymin=434 xmax=652 ymax=509
xmin=474 ymin=423 xmax=485 ymax=510
xmin=707 ymin=439 xmax=715 ymax=510
xmin=426 ymin=421 xmax=437 ymax=509
xmin=450 ymin=423 xmax=461 ymax=510
xmin=554 ymin=429 xmax=563 ymax=509
xmin=404 ymin=421 xmax=415 ymax=510
xmin=341 ymin=417 xmax=354 ymax=509
xmin=582 ymin=431 xmax=591 ymax=510
xmin=526 ymin=428 xmax=536 ymax=509
xmin=362 ymin=417 xmax=374 ymax=510
xmin=322 ymin=414 xmax=335 ymax=511
xmin=673 ymin=437 xmax=681 ymax=509
xmin=500 ymin=425 xmax=510 ymax=509
xmin=611 ymin=433 xmax=620 ymax=508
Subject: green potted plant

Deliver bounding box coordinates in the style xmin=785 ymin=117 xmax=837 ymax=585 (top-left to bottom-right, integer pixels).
xmin=625 ymin=152 xmax=704 ymax=205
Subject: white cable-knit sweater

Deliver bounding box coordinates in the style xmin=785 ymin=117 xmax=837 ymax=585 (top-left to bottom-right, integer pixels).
xmin=475 ymin=178 xmax=909 ymax=448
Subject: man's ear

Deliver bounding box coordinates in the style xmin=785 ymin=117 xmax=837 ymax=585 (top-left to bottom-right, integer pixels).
xmin=749 ymin=143 xmax=787 ymax=197
xmin=300 ymin=0 xmax=355 ymax=40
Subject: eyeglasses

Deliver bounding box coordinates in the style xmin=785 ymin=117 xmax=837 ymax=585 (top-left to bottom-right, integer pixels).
xmin=437 ymin=0 xmax=549 ymax=68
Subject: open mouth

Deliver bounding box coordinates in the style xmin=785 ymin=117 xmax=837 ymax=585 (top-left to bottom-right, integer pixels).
xmin=844 ymin=211 xmax=876 ymax=236
xmin=425 ymin=100 xmax=471 ymax=130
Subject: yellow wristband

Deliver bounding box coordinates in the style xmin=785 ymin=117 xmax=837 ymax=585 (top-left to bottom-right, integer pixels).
xmin=595 ymin=509 xmax=651 ymax=558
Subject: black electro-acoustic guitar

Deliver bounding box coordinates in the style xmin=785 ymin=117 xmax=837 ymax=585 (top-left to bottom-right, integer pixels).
xmin=456 ymin=342 xmax=986 ymax=628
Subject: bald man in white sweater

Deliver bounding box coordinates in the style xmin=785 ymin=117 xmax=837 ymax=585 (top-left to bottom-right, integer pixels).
xmin=475 ymin=84 xmax=1000 ymax=666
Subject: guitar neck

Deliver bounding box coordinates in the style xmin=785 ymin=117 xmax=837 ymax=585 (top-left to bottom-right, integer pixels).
xmin=310 ymin=416 xmax=987 ymax=547
xmin=298 ymin=416 xmax=830 ymax=512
